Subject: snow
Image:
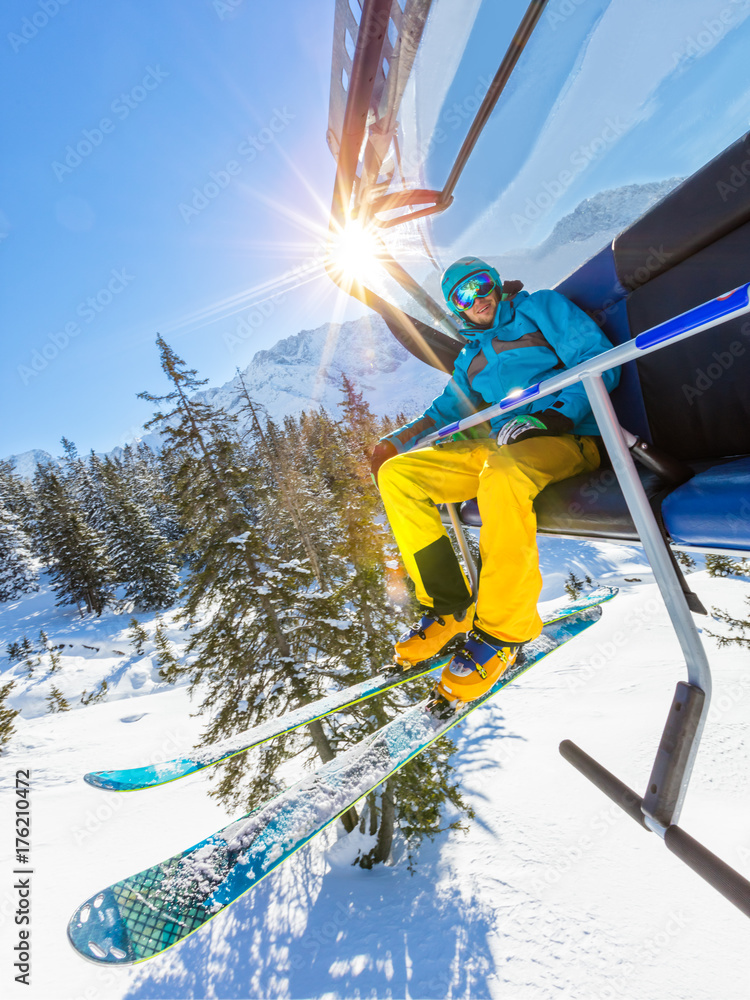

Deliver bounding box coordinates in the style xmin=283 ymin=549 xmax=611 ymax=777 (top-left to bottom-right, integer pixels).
xmin=2 ymin=547 xmax=750 ymax=999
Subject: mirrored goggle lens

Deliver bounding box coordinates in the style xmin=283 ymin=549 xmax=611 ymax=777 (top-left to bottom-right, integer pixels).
xmin=451 ymin=272 xmax=496 ymax=310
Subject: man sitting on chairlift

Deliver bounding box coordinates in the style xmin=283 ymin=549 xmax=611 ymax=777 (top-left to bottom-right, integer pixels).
xmin=371 ymin=257 xmax=619 ymax=713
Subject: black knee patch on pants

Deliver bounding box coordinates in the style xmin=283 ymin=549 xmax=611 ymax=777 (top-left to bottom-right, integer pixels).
xmin=414 ymin=535 xmax=472 ymax=614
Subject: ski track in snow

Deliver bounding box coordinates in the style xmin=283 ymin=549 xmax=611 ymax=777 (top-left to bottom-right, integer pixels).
xmin=2 ymin=542 xmax=750 ymax=999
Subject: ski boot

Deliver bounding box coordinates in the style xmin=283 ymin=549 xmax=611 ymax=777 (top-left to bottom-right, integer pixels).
xmin=428 ymin=629 xmax=522 ymax=719
xmin=393 ymin=604 xmax=475 ymax=668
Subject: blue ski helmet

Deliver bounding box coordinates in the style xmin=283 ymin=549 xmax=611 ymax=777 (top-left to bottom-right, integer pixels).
xmin=441 ymin=257 xmax=501 ymax=315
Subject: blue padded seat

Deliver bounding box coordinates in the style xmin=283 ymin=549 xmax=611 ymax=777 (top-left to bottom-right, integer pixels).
xmin=661 ymin=457 xmax=750 ymax=551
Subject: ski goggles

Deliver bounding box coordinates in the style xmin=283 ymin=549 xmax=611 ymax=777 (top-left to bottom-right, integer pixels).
xmin=450 ymin=271 xmax=497 ymax=311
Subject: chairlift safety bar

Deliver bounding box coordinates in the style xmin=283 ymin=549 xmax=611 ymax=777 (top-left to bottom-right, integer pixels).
xmin=420 ymin=283 xmax=750 ymax=446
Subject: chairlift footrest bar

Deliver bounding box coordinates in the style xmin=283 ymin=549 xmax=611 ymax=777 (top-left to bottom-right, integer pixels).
xmin=560 ymin=739 xmax=750 ymax=919
xmin=664 ymin=826 xmax=750 ymax=919
xmin=559 ymin=739 xmax=647 ymax=828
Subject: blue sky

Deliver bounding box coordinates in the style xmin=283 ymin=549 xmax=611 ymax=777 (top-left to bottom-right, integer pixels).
xmin=1 ymin=0 xmax=358 ymax=459
xmin=3 ymin=0 xmax=749 ymax=462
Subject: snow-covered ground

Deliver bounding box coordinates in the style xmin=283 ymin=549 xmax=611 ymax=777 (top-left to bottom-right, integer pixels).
xmin=2 ymin=539 xmax=750 ymax=1000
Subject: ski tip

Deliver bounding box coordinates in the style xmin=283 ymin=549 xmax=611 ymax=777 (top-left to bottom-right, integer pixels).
xmin=83 ymin=771 xmax=122 ymax=791
xmin=68 ymin=888 xmax=137 ymax=966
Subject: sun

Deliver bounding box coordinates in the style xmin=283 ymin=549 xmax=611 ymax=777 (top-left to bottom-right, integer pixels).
xmin=326 ymin=219 xmax=385 ymax=288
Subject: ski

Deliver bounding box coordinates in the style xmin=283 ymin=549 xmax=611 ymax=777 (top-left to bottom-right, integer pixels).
xmin=84 ymin=587 xmax=617 ymax=792
xmin=69 ymin=598 xmax=607 ymax=966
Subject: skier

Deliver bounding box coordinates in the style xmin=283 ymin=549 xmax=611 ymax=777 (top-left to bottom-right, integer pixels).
xmin=371 ymin=257 xmax=619 ymax=711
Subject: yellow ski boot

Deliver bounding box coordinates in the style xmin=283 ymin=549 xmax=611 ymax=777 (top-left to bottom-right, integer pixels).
xmin=394 ymin=605 xmax=475 ymax=667
xmin=430 ymin=629 xmax=521 ymax=716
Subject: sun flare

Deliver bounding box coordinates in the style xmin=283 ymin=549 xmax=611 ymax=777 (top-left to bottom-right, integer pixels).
xmin=326 ymin=220 xmax=385 ymax=287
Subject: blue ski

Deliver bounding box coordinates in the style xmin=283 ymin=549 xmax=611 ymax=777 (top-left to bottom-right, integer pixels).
xmin=68 ymin=595 xmax=610 ymax=966
xmin=84 ymin=587 xmax=616 ymax=792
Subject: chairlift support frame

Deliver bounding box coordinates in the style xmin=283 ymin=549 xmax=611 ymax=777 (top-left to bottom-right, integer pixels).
xmin=327 ymin=0 xmax=750 ymax=917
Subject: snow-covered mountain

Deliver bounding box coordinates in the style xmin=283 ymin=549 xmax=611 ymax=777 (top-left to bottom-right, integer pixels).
xmin=424 ymin=177 xmax=682 ymax=302
xmin=4 ymin=449 xmax=56 ymax=479
xmin=195 ymin=312 xmax=451 ymax=427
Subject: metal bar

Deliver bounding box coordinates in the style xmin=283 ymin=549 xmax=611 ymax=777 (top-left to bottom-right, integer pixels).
xmin=664 ymin=826 xmax=750 ymax=918
xmin=560 ymin=741 xmax=750 ymax=919
xmin=441 ymin=0 xmax=551 ymax=201
xmin=446 ymin=503 xmax=478 ymax=595
xmin=419 ymin=284 xmax=750 ymax=446
xmin=642 ymin=682 xmax=706 ymax=829
xmin=583 ymin=374 xmax=712 ymax=829
xmin=582 ymin=375 xmax=712 ymax=697
xmin=559 ymin=740 xmax=648 ymax=828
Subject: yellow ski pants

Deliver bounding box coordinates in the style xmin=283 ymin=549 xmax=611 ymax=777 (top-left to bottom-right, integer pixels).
xmin=378 ymin=434 xmax=600 ymax=644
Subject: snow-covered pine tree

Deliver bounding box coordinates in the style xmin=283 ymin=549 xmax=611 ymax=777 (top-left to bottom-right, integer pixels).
xmin=706 ymin=554 xmax=749 ymax=577
xmin=139 ymin=337 xmax=350 ymax=821
xmin=0 ymin=500 xmax=38 ymax=601
xmin=116 ymin=443 xmax=183 ymax=544
xmin=46 ymin=685 xmax=70 ymax=713
xmin=291 ymin=376 xmax=473 ymax=866
xmin=94 ymin=456 xmax=180 ymax=610
xmin=708 ymin=597 xmax=750 ymax=649
xmin=234 ymin=371 xmax=330 ymax=589
xmin=33 ymin=462 xmax=115 ymax=615
xmin=128 ymin=617 xmax=149 ymax=655
xmin=154 ymin=618 xmax=179 ymax=681
xmin=81 ymin=680 xmax=108 ymax=705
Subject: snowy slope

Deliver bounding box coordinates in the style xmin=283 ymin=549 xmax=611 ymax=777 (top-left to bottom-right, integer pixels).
xmin=2 ymin=544 xmax=750 ymax=1000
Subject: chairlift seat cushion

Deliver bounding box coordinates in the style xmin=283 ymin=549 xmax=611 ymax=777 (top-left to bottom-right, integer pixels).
xmin=661 ymin=457 xmax=750 ymax=551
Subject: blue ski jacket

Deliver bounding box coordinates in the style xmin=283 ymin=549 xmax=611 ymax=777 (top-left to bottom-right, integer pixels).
xmin=383 ymin=287 xmax=619 ymax=452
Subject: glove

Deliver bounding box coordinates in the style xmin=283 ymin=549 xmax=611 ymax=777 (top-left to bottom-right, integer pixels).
xmin=497 ymin=408 xmax=574 ymax=446
xmin=371 ymin=439 xmax=398 ymax=485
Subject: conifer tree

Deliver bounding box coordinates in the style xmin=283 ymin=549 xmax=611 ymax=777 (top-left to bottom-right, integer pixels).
xmin=706 ymin=555 xmax=748 ymax=578
xmin=46 ymin=685 xmax=70 ymax=713
xmin=128 ymin=617 xmax=149 ymax=655
xmin=708 ymin=597 xmax=750 ymax=649
xmin=94 ymin=457 xmax=179 ymax=610
xmin=33 ymin=462 xmax=115 ymax=615
xmin=139 ymin=337 xmax=350 ymax=821
xmin=294 ymin=376 xmax=473 ymax=865
xmin=0 ymin=680 xmax=18 ymax=754
xmin=154 ymin=619 xmax=179 ymax=681
xmin=81 ymin=680 xmax=108 ymax=706
xmin=0 ymin=501 xmax=38 ymax=601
